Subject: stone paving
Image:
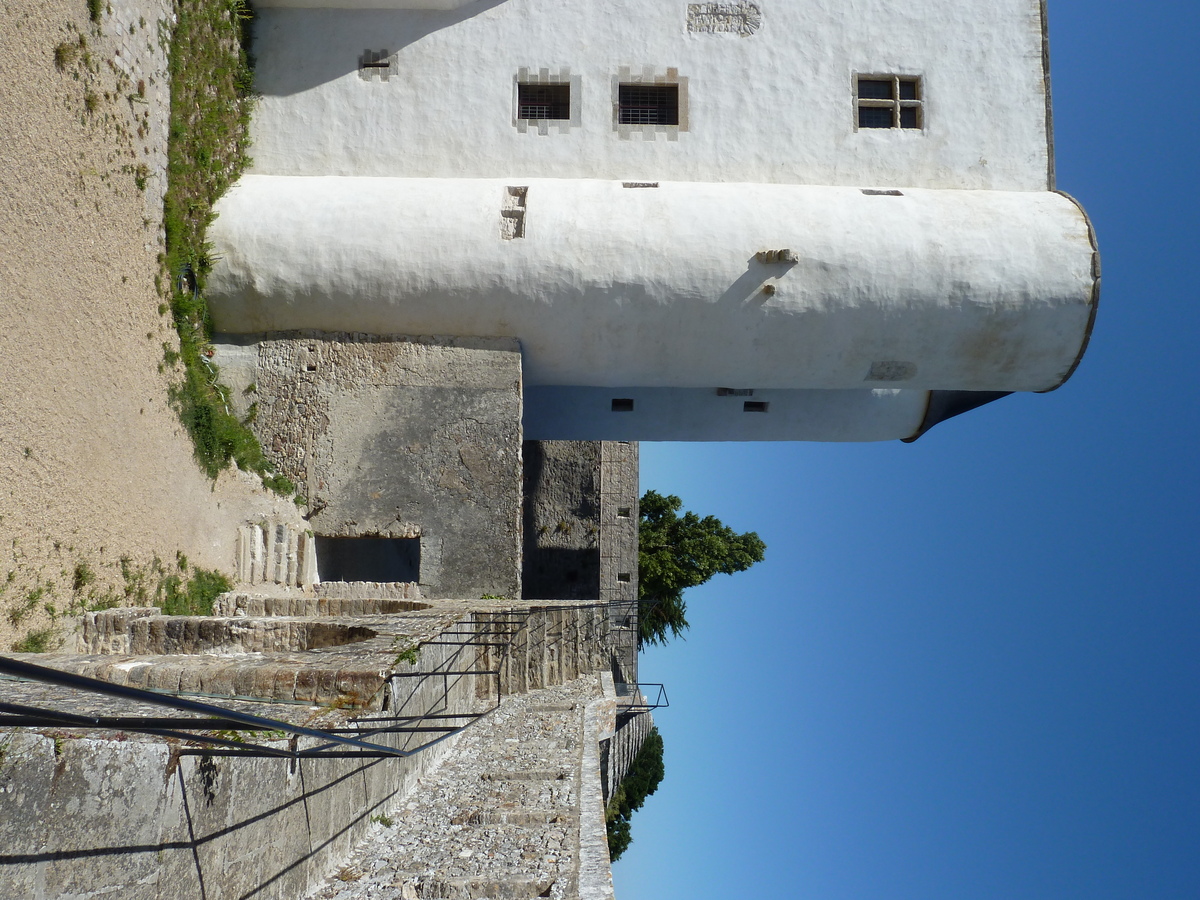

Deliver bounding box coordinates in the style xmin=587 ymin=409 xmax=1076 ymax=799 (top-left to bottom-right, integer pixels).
xmin=307 ymin=678 xmax=603 ymax=900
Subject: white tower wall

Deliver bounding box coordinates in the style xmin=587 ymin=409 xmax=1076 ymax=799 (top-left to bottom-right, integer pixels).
xmin=208 ymin=176 xmax=1096 ymax=393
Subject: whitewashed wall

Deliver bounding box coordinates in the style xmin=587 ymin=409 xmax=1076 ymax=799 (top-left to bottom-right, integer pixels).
xmin=208 ymin=178 xmax=1095 ymax=393
xmin=245 ymin=0 xmax=1052 ymax=191
xmin=522 ymin=387 xmax=932 ymax=442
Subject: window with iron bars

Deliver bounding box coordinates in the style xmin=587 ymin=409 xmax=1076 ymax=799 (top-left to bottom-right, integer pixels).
xmin=517 ymin=83 xmax=571 ymax=121
xmin=856 ymin=75 xmax=922 ymax=129
xmin=618 ymin=84 xmax=679 ymax=126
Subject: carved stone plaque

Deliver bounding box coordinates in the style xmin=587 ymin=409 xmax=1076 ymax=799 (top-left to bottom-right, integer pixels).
xmin=686 ymin=3 xmax=763 ymax=36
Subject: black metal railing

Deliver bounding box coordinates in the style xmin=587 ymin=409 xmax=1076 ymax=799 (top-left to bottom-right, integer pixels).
xmin=0 ymin=640 xmax=499 ymax=760
xmin=615 ymin=682 xmax=669 ymax=712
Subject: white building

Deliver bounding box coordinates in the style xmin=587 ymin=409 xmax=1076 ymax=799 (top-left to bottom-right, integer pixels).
xmin=208 ymin=0 xmax=1099 ymax=442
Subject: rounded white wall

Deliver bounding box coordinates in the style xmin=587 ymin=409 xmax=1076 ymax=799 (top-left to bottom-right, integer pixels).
xmin=208 ymin=177 xmax=1096 ymax=393
xmin=523 ymin=387 xmax=932 ymax=442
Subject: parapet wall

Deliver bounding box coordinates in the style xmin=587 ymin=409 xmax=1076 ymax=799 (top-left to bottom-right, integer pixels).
xmin=0 ymin=600 xmax=615 ymax=900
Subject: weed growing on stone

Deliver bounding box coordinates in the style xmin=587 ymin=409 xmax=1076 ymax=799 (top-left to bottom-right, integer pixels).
xmin=13 ymin=626 xmax=58 ymax=653
xmin=53 ymin=39 xmax=80 ymax=70
xmin=72 ymin=561 xmax=95 ymax=593
xmin=370 ymin=814 xmax=395 ymax=828
xmin=391 ymin=639 xmax=420 ymax=667
xmin=8 ymin=586 xmax=46 ymax=626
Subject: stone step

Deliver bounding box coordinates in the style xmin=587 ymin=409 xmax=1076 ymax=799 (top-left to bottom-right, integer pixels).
xmin=213 ymin=592 xmax=427 ymax=617
xmin=449 ymin=809 xmax=572 ymax=827
xmin=388 ymin=874 xmax=558 ymax=900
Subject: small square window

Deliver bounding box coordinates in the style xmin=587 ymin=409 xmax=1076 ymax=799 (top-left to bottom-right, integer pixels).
xmin=617 ymin=572 xmax=632 ymax=583
xmin=617 ymin=507 xmax=632 ymax=518
xmin=618 ymin=84 xmax=679 ymax=126
xmin=517 ymin=83 xmax=571 ymax=121
xmin=856 ymin=75 xmax=922 ymax=130
xmin=611 ymin=398 xmax=635 ymax=412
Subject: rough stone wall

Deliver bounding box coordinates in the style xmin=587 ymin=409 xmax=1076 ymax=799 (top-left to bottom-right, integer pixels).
xmin=601 ymin=711 xmax=655 ymax=808
xmin=522 ymin=441 xmax=603 ymax=601
xmin=0 ymin=601 xmax=614 ymax=900
xmin=0 ymin=630 xmax=485 ymax=900
xmin=220 ymin=333 xmax=523 ymax=600
xmin=522 ymin=441 xmax=639 ymax=686
xmin=599 ymin=443 xmax=639 ymax=687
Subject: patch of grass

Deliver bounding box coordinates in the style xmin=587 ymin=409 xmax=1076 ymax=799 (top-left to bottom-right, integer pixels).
xmin=8 ymin=586 xmax=46 ymax=626
xmin=87 ymin=0 xmax=103 ymax=22
xmin=13 ymin=626 xmax=57 ymax=653
xmin=162 ymin=0 xmax=288 ymax=495
xmin=72 ymin=561 xmax=95 ymax=593
xmin=159 ymin=566 xmax=232 ymax=616
xmin=370 ymin=814 xmax=394 ymax=828
xmin=83 ymin=90 xmax=100 ymax=114
xmin=54 ymin=40 xmax=79 ymax=70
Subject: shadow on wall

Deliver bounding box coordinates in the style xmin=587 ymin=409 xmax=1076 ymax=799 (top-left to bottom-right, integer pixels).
xmin=252 ymin=1 xmax=510 ymax=96
xmin=0 ymin=751 xmax=396 ymax=900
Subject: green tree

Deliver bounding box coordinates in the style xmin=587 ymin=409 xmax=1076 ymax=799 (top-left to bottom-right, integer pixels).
xmin=605 ymin=726 xmax=666 ymax=861
xmin=637 ymin=490 xmax=766 ymax=648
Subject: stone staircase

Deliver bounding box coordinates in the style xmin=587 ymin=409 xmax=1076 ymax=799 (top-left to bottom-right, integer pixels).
xmin=306 ymin=677 xmax=611 ymax=900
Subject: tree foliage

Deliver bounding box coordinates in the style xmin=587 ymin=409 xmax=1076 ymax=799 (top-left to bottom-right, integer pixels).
xmin=637 ymin=490 xmax=765 ymax=648
xmin=605 ymin=726 xmax=665 ymax=861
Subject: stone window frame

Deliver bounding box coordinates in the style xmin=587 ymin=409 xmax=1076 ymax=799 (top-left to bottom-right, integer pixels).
xmin=358 ymin=49 xmax=397 ymax=82
xmin=513 ymin=67 xmax=581 ymax=135
xmin=853 ymin=72 xmax=924 ymax=131
xmin=612 ymin=67 xmax=689 ymax=141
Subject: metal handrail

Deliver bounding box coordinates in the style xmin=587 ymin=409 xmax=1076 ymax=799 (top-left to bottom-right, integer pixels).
xmin=0 ymin=651 xmax=496 ymax=760
xmin=614 ymin=682 xmax=669 ymax=711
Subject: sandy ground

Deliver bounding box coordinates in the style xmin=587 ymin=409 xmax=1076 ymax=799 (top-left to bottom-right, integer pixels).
xmin=0 ymin=0 xmax=296 ymax=651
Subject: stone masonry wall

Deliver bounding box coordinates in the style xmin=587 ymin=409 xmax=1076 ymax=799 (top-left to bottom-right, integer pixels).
xmin=217 ymin=333 xmax=523 ymax=600
xmin=0 ymin=601 xmax=614 ymax=900
xmin=522 ymin=441 xmax=640 ymax=686
xmin=522 ymin=441 xmax=603 ymax=601
xmin=599 ymin=443 xmax=639 ymax=687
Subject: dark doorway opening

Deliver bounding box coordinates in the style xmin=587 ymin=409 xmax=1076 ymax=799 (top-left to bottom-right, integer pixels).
xmin=315 ymin=536 xmax=420 ymax=583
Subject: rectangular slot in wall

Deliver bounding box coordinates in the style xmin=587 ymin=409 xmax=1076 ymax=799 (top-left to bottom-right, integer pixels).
xmin=611 ymin=398 xmax=635 ymax=412
xmin=314 ymin=536 xmax=420 ymax=583
xmin=743 ymin=401 xmax=769 ymax=413
xmin=500 ymin=186 xmax=528 ymax=240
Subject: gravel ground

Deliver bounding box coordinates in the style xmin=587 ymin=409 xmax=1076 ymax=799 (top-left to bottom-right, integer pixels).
xmin=0 ymin=0 xmax=291 ymax=651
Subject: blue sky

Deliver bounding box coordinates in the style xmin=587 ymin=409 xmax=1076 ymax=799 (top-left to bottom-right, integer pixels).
xmin=613 ymin=2 xmax=1200 ymax=897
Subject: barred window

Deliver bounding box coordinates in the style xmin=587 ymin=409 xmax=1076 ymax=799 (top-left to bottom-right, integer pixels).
xmin=856 ymin=76 xmax=922 ymax=129
xmin=517 ymin=83 xmax=571 ymax=121
xmin=618 ymin=84 xmax=679 ymax=126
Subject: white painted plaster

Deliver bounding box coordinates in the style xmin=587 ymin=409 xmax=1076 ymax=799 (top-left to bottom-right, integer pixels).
xmin=258 ymin=0 xmax=477 ymax=8
xmin=208 ymin=177 xmax=1094 ymax=393
xmin=246 ymin=0 xmax=1051 ymax=191
xmin=522 ymin=387 xmax=931 ymax=443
